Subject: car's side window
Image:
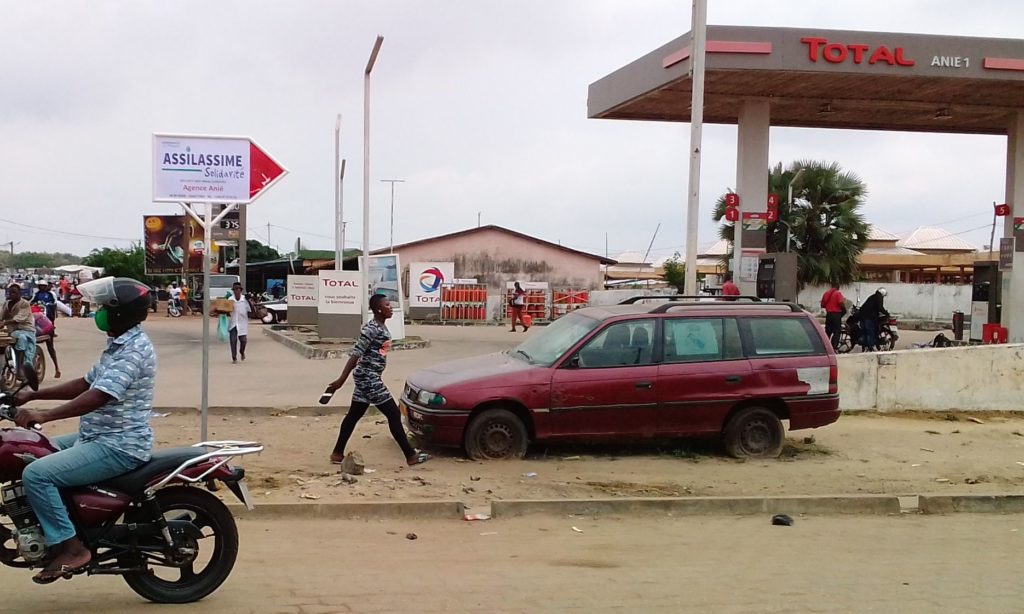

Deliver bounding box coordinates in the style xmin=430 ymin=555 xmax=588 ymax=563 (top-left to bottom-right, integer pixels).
xmin=663 ymin=318 xmax=743 ymax=364
xmin=745 ymin=317 xmax=825 ymax=357
xmin=576 ymin=320 xmax=655 ymax=368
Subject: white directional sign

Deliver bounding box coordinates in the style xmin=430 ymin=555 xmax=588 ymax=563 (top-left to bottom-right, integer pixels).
xmin=153 ymin=134 xmax=287 ymax=204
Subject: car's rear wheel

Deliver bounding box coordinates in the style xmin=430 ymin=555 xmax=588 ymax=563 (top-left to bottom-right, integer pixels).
xmin=464 ymin=408 xmax=529 ymax=460
xmin=723 ymin=406 xmax=784 ymax=459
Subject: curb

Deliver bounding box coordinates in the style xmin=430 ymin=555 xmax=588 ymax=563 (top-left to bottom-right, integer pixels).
xmin=919 ymin=494 xmax=1024 ymax=514
xmin=490 ymin=495 xmax=901 ymax=517
xmin=152 ymin=406 xmax=337 ymax=417
xmin=228 ymin=501 xmax=465 ymax=520
xmin=263 ymin=327 xmax=429 ymax=360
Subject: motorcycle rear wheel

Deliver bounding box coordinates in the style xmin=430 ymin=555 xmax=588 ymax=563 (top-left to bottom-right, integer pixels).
xmin=836 ymin=332 xmax=853 ymax=354
xmin=123 ymin=486 xmax=238 ymax=604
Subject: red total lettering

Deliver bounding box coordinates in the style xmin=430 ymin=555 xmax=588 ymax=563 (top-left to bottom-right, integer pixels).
xmin=868 ymin=45 xmax=895 ymax=65
xmin=823 ymin=43 xmax=848 ymax=63
xmin=848 ymin=44 xmax=870 ymax=64
xmin=800 ymin=37 xmax=827 ymax=61
xmin=894 ymin=47 xmax=915 ymax=66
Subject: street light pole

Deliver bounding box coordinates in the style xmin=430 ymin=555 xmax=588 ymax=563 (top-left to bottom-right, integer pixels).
xmin=381 ymin=179 xmax=404 ymax=253
xmin=786 ymin=167 xmax=806 ymax=253
xmin=683 ymin=0 xmax=708 ymax=296
xmin=363 ymin=35 xmax=383 ymax=324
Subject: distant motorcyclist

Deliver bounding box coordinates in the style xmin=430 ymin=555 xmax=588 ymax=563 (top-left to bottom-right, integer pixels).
xmin=2 ymin=283 xmax=37 ymax=375
xmin=858 ymin=288 xmax=890 ymax=351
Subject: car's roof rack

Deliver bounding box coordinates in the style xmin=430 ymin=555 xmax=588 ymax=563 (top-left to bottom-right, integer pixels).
xmin=647 ymin=301 xmax=804 ymax=314
xmin=618 ymin=294 xmax=762 ymax=304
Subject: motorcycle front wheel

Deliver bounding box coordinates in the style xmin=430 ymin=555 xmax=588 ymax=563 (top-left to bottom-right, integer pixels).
xmin=123 ymin=487 xmax=239 ymax=604
xmin=836 ymin=332 xmax=853 ymax=354
xmin=167 ymin=304 xmax=181 ymax=318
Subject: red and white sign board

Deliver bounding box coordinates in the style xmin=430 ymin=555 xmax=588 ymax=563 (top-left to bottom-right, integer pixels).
xmin=153 ymin=134 xmax=287 ymax=204
xmin=317 ymin=271 xmax=362 ymax=315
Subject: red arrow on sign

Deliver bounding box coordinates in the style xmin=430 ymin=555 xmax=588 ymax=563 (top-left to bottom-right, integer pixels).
xmin=250 ymin=141 xmax=287 ymax=201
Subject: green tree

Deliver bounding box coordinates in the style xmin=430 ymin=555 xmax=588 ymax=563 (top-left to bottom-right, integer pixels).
xmin=245 ymin=240 xmax=281 ymax=262
xmin=82 ymin=245 xmax=155 ymax=285
xmin=712 ymin=160 xmax=869 ymax=287
xmin=0 ymin=251 xmax=81 ymax=269
xmin=662 ymin=252 xmax=686 ymax=293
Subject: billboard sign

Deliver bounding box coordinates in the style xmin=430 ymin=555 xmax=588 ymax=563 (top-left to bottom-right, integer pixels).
xmin=409 ymin=262 xmax=454 ymax=307
xmin=287 ymin=275 xmax=318 ymax=308
xmin=153 ymin=134 xmax=287 ymax=204
xmin=317 ymin=271 xmax=362 ymax=315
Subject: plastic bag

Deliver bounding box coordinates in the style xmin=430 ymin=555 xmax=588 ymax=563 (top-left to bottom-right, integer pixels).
xmin=34 ymin=313 xmax=55 ymax=337
xmin=217 ymin=314 xmax=230 ymax=343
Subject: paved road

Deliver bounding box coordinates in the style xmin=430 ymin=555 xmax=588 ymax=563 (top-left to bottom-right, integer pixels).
xmin=4 ymin=514 xmax=1021 ymax=613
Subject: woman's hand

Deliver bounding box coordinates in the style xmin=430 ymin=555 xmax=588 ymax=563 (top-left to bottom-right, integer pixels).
xmin=14 ymin=408 xmax=44 ymax=429
xmin=325 ymin=379 xmax=344 ymax=393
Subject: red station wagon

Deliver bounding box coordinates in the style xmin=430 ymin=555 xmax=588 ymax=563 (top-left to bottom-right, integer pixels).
xmin=401 ymin=299 xmax=840 ymax=460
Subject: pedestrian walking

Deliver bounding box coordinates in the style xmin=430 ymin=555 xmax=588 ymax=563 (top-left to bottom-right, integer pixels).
xmin=820 ymin=282 xmax=846 ymax=350
xmin=509 ymin=281 xmax=528 ymax=332
xmin=227 ymin=282 xmax=250 ymax=363
xmin=324 ymin=293 xmax=430 ymax=467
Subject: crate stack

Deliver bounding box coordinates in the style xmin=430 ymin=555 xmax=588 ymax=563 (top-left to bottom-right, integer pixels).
xmin=505 ymin=286 xmax=549 ymax=324
xmin=441 ymin=283 xmax=488 ymax=321
xmin=551 ymin=288 xmax=589 ymax=320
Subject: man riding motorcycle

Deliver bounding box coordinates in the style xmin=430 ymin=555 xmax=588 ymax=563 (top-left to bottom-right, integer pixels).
xmin=13 ymin=277 xmax=155 ymax=584
xmin=2 ymin=283 xmax=37 ymax=376
xmin=858 ymin=287 xmax=890 ymax=352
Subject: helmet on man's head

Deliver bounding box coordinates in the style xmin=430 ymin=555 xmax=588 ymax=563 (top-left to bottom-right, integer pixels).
xmin=878 ymin=288 xmax=888 ymax=297
xmin=78 ymin=277 xmax=152 ymax=331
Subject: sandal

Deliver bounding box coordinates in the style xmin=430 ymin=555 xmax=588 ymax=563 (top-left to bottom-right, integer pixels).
xmin=407 ymin=452 xmax=431 ymax=466
xmin=32 ymin=563 xmax=85 ymax=585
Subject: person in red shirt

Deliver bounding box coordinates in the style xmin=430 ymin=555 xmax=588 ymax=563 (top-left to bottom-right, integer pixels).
xmin=721 ymin=273 xmax=741 ymax=298
xmin=820 ymin=283 xmax=846 ymax=350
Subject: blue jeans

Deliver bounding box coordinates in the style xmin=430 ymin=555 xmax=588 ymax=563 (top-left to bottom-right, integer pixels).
xmin=10 ymin=329 xmax=36 ymax=372
xmin=22 ymin=434 xmax=143 ymax=546
xmin=862 ymin=318 xmax=879 ymax=350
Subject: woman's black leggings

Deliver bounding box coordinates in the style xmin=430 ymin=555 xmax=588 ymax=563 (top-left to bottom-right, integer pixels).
xmin=333 ymin=398 xmax=415 ymax=459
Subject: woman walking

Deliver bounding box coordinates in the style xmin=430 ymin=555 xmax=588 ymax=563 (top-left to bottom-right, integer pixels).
xmin=325 ymin=294 xmax=430 ymax=466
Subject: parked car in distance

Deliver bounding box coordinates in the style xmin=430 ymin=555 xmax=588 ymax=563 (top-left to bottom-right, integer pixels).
xmin=401 ymin=298 xmax=839 ymax=460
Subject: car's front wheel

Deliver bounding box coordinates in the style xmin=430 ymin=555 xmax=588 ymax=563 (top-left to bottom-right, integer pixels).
xmin=464 ymin=408 xmax=529 ymax=460
xmin=723 ymin=406 xmax=784 ymax=458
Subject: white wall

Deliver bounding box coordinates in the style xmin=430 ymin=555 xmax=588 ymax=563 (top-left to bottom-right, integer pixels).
xmin=799 ymin=283 xmax=972 ymax=321
xmin=838 ymin=344 xmax=1024 ymax=411
xmin=590 ymin=288 xmax=678 ymax=306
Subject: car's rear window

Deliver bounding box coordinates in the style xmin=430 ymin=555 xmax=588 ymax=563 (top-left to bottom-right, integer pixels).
xmin=745 ymin=317 xmax=824 ymax=357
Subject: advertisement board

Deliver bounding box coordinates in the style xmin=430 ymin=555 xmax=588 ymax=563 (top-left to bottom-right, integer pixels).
xmin=153 ymin=134 xmax=287 ymax=204
xmin=317 ymin=271 xmax=362 ymax=315
xmin=364 ymin=255 xmax=406 ymax=340
xmin=409 ymin=262 xmax=454 ymax=307
xmin=144 ymin=215 xmax=188 ymax=275
xmin=287 ymin=275 xmax=318 ymax=308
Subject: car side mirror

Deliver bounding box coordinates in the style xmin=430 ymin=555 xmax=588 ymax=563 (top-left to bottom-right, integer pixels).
xmin=564 ymin=354 xmax=581 ymax=369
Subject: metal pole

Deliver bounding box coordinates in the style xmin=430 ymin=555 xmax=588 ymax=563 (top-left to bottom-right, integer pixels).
xmin=989 ymin=202 xmax=997 ymax=259
xmin=338 ymin=159 xmax=346 ymax=269
xmin=335 ymin=114 xmax=342 ymax=268
xmin=363 ymin=35 xmax=383 ymax=324
xmin=380 ymin=179 xmax=405 ymax=253
xmin=239 ymin=203 xmax=247 ymax=286
xmin=683 ymin=0 xmax=707 ymax=296
xmin=201 ymin=201 xmax=212 ymax=442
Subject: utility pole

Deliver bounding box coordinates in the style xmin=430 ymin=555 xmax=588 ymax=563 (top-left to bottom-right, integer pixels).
xmin=381 ymin=179 xmax=405 ymax=253
xmin=363 ymin=35 xmax=384 ymax=324
xmin=683 ymin=0 xmax=708 ymax=296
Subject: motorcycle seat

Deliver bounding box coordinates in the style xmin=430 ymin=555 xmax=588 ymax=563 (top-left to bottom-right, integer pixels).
xmin=98 ymin=447 xmax=206 ymax=494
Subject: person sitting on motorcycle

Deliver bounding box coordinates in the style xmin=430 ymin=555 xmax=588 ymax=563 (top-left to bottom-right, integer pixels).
xmin=14 ymin=277 xmax=156 ymax=584
xmin=859 ymin=287 xmax=890 ymax=352
xmin=166 ymin=282 xmax=182 ymax=317
xmin=2 ymin=283 xmax=37 ymax=376
xmin=32 ymin=281 xmax=58 ymax=323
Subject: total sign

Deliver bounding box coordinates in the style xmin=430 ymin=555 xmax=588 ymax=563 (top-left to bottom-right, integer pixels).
xmin=409 ymin=262 xmax=454 ymax=307
xmin=287 ymin=275 xmax=318 ymax=308
xmin=317 ymin=271 xmax=362 ymax=315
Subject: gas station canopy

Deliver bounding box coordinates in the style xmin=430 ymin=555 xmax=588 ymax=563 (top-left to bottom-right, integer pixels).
xmin=589 ymin=26 xmax=1024 ymax=135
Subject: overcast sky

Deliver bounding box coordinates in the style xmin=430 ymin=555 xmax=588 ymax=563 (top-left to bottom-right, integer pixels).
xmin=2 ymin=0 xmax=1021 ymax=262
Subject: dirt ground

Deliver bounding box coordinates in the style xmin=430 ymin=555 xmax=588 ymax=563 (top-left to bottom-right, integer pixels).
xmin=43 ymin=411 xmax=1024 ymax=506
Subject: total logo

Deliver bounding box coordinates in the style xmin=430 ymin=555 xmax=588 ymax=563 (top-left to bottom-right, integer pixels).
xmin=419 ymin=267 xmax=445 ymax=294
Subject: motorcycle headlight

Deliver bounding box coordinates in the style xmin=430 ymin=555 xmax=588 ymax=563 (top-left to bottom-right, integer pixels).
xmin=417 ymin=390 xmax=446 ymax=407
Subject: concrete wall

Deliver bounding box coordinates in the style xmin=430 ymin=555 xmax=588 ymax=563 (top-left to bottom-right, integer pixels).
xmin=838 ymin=344 xmax=1024 ymax=411
xmin=590 ymin=288 xmax=679 ymax=306
xmin=391 ymin=228 xmax=605 ymax=294
xmin=798 ymin=282 xmax=972 ymax=322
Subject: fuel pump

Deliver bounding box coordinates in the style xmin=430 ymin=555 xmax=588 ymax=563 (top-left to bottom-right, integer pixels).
xmin=756 ymin=253 xmax=798 ymax=302
xmin=971 ymin=261 xmax=1000 ymax=342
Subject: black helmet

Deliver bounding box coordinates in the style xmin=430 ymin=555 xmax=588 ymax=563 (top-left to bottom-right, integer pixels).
xmin=78 ymin=277 xmax=152 ymax=330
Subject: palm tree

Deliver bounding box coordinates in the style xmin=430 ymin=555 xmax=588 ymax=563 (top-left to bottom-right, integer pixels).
xmin=711 ymin=160 xmax=869 ymax=287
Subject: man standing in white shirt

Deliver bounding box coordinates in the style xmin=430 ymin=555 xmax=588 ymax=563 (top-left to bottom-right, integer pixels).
xmin=228 ymin=282 xmax=251 ymax=363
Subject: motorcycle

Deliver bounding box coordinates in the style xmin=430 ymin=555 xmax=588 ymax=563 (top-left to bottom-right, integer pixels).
xmin=1 ymin=332 xmax=47 ymax=390
xmin=166 ymin=297 xmax=183 ymax=318
xmin=837 ymin=305 xmax=899 ymax=353
xmin=0 ymin=366 xmax=262 ymax=603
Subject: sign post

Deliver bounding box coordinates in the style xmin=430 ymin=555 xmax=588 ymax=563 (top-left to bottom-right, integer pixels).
xmin=153 ymin=134 xmax=286 ymax=440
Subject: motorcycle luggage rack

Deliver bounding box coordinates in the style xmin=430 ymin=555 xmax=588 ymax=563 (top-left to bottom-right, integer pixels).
xmin=144 ymin=440 xmax=264 ymax=495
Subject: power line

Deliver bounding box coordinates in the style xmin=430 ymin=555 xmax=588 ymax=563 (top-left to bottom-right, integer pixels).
xmin=0 ymin=217 xmax=134 ymax=241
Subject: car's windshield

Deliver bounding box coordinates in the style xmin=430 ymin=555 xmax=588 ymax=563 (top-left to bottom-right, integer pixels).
xmin=511 ymin=311 xmax=601 ymax=367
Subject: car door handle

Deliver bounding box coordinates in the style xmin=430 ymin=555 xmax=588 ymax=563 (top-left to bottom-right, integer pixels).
xmin=725 ymin=375 xmax=743 ymax=384
xmin=635 ymin=381 xmax=653 ymax=389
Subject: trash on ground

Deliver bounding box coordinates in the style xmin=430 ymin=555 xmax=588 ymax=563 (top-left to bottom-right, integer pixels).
xmin=563 ymin=456 xmax=582 ymax=461
xmin=967 ymin=417 xmax=985 ymax=424
xmin=340 ymin=473 xmax=358 ymax=484
xmin=571 ymin=526 xmax=584 ymax=533
xmin=920 ymin=447 xmax=935 ymax=453
xmin=479 ymin=531 xmax=498 ymax=536
xmin=1013 ymin=431 xmax=1024 ymax=437
xmin=524 ymin=472 xmax=538 ymax=478
xmin=463 ymin=513 xmax=491 ymax=521
xmin=299 ymin=493 xmax=321 ymax=500
xmin=911 ymin=463 xmax=922 ymax=467
xmin=935 ymin=478 xmax=950 ymax=483
xmin=771 ymin=514 xmax=794 ymax=527
xmin=364 ymin=468 xmax=377 ymax=474
xmin=924 ymin=430 xmax=940 ymax=435
xmin=1016 ymin=462 xmax=1024 ymax=467
xmin=406 ymin=533 xmax=418 ymax=540
xmin=469 ymin=475 xmax=481 ymax=481
xmin=803 ymin=436 xmax=815 ymax=444
xmin=151 ymin=412 xmax=171 ymax=418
